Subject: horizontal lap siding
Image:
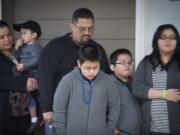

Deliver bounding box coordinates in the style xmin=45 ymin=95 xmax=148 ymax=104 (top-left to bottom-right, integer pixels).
xmin=13 ymin=0 xmax=135 ymax=57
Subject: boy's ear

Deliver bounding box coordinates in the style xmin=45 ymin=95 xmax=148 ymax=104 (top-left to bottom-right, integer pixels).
xmin=77 ymin=60 xmax=81 ymax=68
xmin=32 ymin=32 xmax=38 ymax=39
xmin=110 ymin=64 xmax=115 ymax=72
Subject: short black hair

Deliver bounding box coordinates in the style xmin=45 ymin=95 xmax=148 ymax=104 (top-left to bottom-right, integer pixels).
xmin=78 ymin=44 xmax=101 ymax=64
xmin=72 ymin=8 xmax=94 ymax=24
xmin=0 ymin=20 xmax=10 ymax=28
xmin=14 ymin=20 xmax=41 ymax=38
xmin=110 ymin=48 xmax=132 ymax=65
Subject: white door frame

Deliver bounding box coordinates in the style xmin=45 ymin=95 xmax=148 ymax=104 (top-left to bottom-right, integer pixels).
xmin=135 ymin=0 xmax=150 ymax=67
xmin=0 ymin=0 xmax=2 ymax=19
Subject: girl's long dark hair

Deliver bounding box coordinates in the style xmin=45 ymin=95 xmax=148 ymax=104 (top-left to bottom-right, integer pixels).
xmin=146 ymin=24 xmax=180 ymax=70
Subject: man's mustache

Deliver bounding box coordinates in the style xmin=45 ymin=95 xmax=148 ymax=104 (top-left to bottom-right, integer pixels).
xmin=82 ymin=35 xmax=90 ymax=38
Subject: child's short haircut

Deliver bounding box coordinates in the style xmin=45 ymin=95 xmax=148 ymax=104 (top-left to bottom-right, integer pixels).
xmin=78 ymin=44 xmax=101 ymax=64
xmin=110 ymin=48 xmax=132 ymax=65
xmin=14 ymin=20 xmax=41 ymax=38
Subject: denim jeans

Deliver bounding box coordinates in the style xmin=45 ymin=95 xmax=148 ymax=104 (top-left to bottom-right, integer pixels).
xmin=149 ymin=131 xmax=171 ymax=135
xmin=44 ymin=123 xmax=56 ymax=135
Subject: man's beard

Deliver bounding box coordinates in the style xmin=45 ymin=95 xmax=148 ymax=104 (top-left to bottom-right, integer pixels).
xmin=80 ymin=35 xmax=91 ymax=44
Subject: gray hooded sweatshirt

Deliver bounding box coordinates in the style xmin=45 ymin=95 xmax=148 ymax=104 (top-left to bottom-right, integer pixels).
xmin=53 ymin=67 xmax=120 ymax=135
xmin=109 ymin=75 xmax=141 ymax=135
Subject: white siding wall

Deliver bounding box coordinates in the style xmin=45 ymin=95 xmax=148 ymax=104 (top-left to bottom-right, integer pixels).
xmin=13 ymin=0 xmax=135 ymax=57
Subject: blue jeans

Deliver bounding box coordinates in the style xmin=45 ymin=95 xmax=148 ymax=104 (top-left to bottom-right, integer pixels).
xmin=28 ymin=97 xmax=37 ymax=107
xmin=44 ymin=123 xmax=56 ymax=135
xmin=44 ymin=123 xmax=51 ymax=135
xmin=149 ymin=132 xmax=171 ymax=135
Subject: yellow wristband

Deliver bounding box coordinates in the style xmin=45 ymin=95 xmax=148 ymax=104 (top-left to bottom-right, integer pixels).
xmin=161 ymin=90 xmax=167 ymax=99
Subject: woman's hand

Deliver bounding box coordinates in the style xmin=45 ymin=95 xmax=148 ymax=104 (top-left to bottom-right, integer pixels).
xmin=16 ymin=63 xmax=24 ymax=72
xmin=148 ymin=88 xmax=180 ymax=102
xmin=166 ymin=89 xmax=180 ymax=102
